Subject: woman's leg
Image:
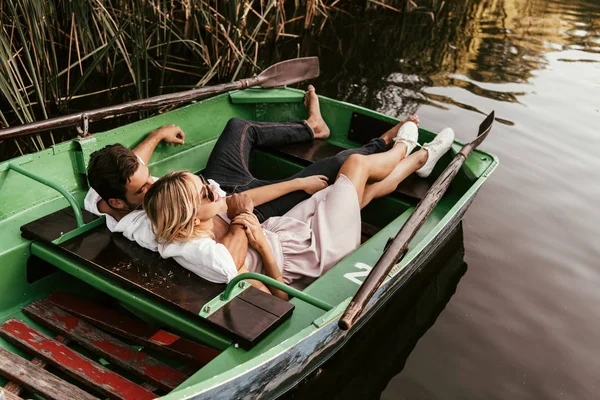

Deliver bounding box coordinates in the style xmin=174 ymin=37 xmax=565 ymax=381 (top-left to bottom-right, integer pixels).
xmin=252 ymin=115 xmax=420 ymax=221
xmin=337 ymin=142 xmax=414 ymax=204
xmin=360 ymin=149 xmax=428 ymax=208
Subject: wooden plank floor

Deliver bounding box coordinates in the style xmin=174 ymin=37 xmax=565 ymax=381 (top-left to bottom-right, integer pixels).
xmin=3 ymin=335 xmax=70 ymax=397
xmin=46 ymin=292 xmax=220 ymax=365
xmin=0 ymin=346 xmax=99 ymax=400
xmin=0 ymin=319 xmax=156 ymax=400
xmin=24 ymin=300 xmax=188 ymax=392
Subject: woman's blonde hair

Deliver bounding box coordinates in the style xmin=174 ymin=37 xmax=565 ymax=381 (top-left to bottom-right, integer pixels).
xmin=144 ymin=171 xmax=214 ymax=243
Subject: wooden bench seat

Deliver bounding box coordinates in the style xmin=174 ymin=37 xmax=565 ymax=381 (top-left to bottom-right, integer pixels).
xmin=21 ymin=209 xmax=295 ymax=349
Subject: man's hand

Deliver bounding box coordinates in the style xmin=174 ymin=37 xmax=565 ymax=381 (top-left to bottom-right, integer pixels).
xmin=226 ymin=193 xmax=253 ymax=219
xmin=153 ymin=124 xmax=185 ymax=146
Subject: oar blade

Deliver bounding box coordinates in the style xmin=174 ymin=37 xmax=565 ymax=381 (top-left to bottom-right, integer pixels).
xmin=462 ymin=110 xmax=495 ymax=153
xmin=258 ymin=57 xmax=320 ymax=88
xmin=477 ymin=110 xmax=495 ymax=139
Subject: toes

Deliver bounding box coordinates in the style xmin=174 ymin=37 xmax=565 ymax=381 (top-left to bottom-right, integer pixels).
xmin=408 ymin=114 xmax=420 ymax=125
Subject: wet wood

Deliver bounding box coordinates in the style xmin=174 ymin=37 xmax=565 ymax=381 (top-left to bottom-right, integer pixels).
xmin=207 ymin=299 xmax=281 ymax=349
xmin=0 ymin=346 xmax=99 ymax=400
xmin=21 ymin=208 xmax=99 ymax=243
xmin=23 ymin=300 xmax=188 ymax=391
xmin=0 ymin=319 xmax=155 ymax=400
xmin=3 ymin=335 xmax=70 ymax=396
xmin=237 ymin=288 xmax=295 ymax=319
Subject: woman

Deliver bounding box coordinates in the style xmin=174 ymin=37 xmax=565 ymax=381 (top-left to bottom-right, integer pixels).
xmin=143 ymin=121 xmax=455 ymax=299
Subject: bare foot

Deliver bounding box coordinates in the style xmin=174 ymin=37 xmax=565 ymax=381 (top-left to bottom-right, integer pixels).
xmin=380 ymin=114 xmax=420 ymax=145
xmin=304 ymin=85 xmax=330 ymax=139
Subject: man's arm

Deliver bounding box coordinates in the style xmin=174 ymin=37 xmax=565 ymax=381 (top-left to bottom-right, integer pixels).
xmin=133 ymin=125 xmax=185 ymax=165
xmin=219 ymin=224 xmax=248 ymax=270
xmin=243 ymin=175 xmax=329 ymax=207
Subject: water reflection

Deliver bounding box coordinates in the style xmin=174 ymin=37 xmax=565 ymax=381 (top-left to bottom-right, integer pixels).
xmin=282 ymin=225 xmax=467 ymax=400
xmin=282 ymin=0 xmax=600 ymax=118
xmin=277 ymin=0 xmax=600 ymax=398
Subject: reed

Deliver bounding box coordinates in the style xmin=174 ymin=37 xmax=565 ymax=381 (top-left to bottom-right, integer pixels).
xmin=0 ymin=0 xmax=422 ymax=161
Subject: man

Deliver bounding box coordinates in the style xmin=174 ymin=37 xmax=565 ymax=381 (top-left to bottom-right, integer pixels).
xmin=85 ymin=86 xmax=418 ymax=267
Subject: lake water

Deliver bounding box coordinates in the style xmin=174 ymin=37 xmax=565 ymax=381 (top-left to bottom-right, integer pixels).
xmin=293 ymin=0 xmax=600 ymax=398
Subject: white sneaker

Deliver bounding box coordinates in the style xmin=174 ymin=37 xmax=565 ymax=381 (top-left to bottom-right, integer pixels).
xmin=416 ymin=127 xmax=455 ymax=178
xmin=393 ymin=121 xmax=419 ymax=155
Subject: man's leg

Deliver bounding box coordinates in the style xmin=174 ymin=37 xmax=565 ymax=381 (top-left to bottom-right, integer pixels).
xmin=204 ymin=86 xmax=329 ymax=193
xmin=251 ymin=114 xmax=420 ymax=221
xmin=203 ymin=117 xmax=315 ymax=192
xmin=251 ymin=138 xmax=388 ymax=220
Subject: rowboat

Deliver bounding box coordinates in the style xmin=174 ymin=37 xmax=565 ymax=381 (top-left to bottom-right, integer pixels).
xmin=0 ymin=61 xmax=497 ymax=399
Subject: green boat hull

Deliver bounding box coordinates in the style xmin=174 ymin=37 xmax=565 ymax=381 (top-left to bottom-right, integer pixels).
xmin=0 ymin=88 xmax=497 ymax=398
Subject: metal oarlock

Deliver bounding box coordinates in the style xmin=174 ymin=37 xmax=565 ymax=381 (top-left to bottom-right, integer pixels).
xmin=76 ymin=113 xmax=90 ymax=137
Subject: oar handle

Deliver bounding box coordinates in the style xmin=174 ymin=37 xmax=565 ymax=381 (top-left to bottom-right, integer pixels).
xmin=0 ymin=80 xmax=250 ymax=140
xmin=0 ymin=56 xmax=320 ymax=140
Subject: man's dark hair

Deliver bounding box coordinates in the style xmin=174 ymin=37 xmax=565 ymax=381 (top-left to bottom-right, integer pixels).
xmin=87 ymin=144 xmax=140 ymax=202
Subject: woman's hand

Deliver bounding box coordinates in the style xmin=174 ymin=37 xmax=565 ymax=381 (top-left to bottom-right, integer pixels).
xmin=298 ymin=175 xmax=329 ymax=195
xmin=232 ymin=212 xmax=268 ymax=251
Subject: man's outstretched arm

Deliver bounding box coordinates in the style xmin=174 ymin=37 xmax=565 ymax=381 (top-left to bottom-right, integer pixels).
xmin=133 ymin=124 xmax=185 ymax=165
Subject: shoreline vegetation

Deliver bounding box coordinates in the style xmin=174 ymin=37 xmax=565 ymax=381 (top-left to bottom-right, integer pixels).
xmin=0 ymin=0 xmax=434 ymax=161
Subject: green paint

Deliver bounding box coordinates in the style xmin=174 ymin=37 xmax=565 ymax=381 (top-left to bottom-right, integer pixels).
xmin=224 ymin=273 xmax=334 ymax=312
xmin=8 ymin=163 xmax=85 ymax=227
xmin=198 ymin=280 xmax=250 ymax=318
xmin=74 ymin=136 xmax=98 ymax=174
xmin=52 ymin=217 xmax=105 ymax=244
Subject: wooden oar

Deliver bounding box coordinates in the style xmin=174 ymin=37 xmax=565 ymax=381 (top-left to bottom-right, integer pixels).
xmin=339 ymin=111 xmax=495 ymax=330
xmin=0 ymin=57 xmax=319 ymax=140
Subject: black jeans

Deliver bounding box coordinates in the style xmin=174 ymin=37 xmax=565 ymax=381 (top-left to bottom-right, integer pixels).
xmin=204 ymin=118 xmax=388 ymax=222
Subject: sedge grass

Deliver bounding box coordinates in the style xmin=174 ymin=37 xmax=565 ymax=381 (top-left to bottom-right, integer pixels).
xmin=0 ymin=0 xmax=425 ymax=161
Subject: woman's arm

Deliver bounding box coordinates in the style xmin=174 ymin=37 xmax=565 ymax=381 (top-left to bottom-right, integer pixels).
xmin=256 ymin=241 xmax=289 ymax=300
xmin=233 ymin=213 xmax=289 ymax=300
xmin=243 ymin=175 xmax=328 ymax=207
xmin=219 ymin=224 xmax=248 ymax=270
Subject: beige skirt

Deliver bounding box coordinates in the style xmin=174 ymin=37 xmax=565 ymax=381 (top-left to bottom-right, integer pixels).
xmin=247 ymin=174 xmax=361 ymax=289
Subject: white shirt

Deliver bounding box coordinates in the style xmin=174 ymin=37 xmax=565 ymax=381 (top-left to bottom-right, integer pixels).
xmin=84 ymin=172 xmax=235 ymax=282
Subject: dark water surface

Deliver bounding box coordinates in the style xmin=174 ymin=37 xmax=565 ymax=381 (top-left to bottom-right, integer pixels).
xmin=292 ymin=0 xmax=600 ymax=398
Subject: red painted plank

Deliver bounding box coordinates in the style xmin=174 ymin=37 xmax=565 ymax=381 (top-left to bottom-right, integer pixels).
xmin=3 ymin=336 xmax=69 ymax=396
xmin=46 ymin=293 xmax=220 ymax=364
xmin=0 ymin=346 xmax=99 ymax=400
xmin=24 ymin=301 xmax=187 ymax=392
xmin=0 ymin=319 xmax=155 ymax=400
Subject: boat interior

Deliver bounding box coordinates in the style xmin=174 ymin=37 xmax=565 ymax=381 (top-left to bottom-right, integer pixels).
xmin=0 ymin=88 xmax=496 ymax=399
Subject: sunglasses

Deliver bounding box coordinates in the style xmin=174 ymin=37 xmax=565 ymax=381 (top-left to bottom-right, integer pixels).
xmin=199 ymin=175 xmax=216 ymax=202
